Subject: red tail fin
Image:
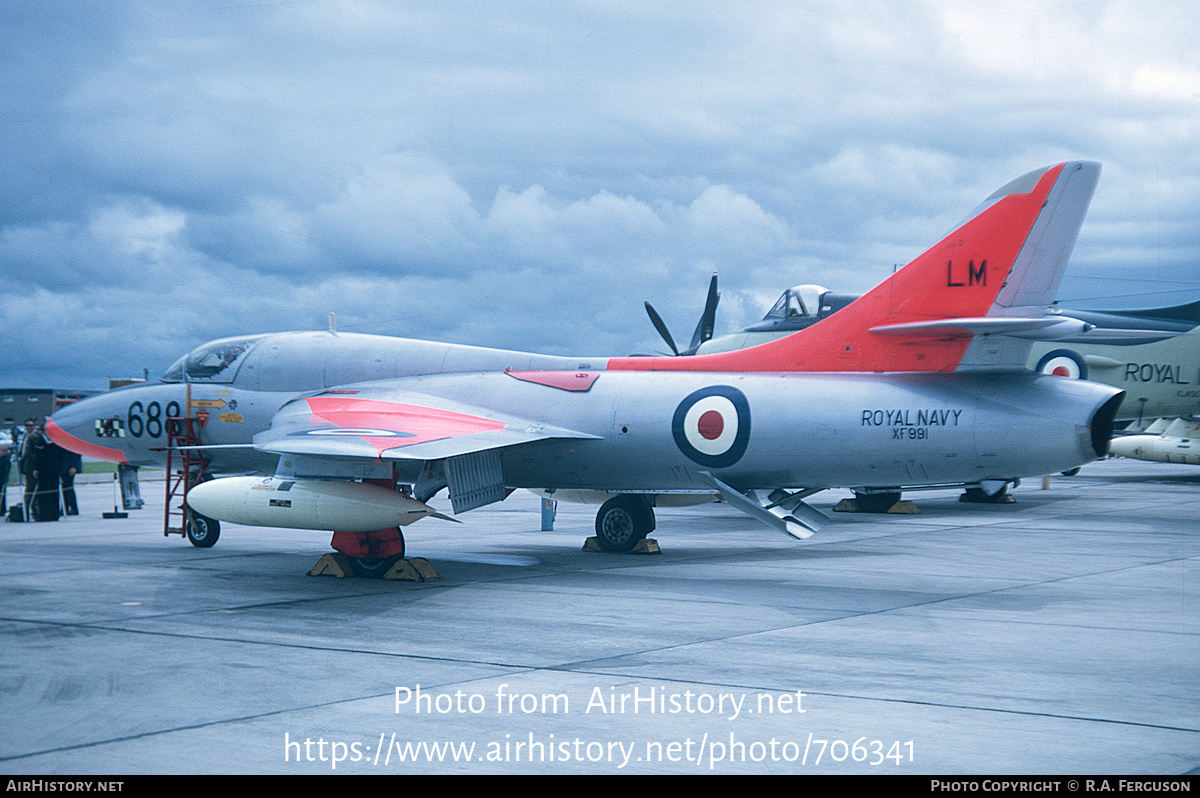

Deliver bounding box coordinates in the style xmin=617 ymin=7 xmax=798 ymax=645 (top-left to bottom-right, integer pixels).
xmin=608 ymin=162 xmax=1098 ymax=374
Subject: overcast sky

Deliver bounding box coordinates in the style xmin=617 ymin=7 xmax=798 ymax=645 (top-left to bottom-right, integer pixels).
xmin=3 ymin=1 xmax=1198 ymax=389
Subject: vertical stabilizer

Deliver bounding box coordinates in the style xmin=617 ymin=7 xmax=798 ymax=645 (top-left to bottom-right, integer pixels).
xmin=991 ymin=162 xmax=1100 ymax=315
xmin=608 ymin=161 xmax=1100 ymax=374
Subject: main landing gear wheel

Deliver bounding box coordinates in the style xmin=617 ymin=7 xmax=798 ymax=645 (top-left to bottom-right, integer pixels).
xmin=346 ymin=528 xmax=406 ymax=579
xmin=186 ymin=511 xmax=220 ymax=548
xmin=854 ymin=491 xmax=900 ymax=513
xmin=347 ymin=554 xmax=403 ymax=579
xmin=595 ymin=495 xmax=654 ymax=552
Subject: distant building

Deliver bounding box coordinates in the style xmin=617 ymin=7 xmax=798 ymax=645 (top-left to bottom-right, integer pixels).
xmin=1 ymin=388 xmax=100 ymax=427
xmin=1 ymin=389 xmax=54 ymax=427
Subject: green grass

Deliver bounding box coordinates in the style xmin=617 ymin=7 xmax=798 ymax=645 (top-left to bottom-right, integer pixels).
xmin=6 ymin=460 xmax=163 ymax=484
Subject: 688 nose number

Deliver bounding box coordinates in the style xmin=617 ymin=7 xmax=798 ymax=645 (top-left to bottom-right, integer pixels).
xmin=127 ymin=401 xmax=181 ymax=438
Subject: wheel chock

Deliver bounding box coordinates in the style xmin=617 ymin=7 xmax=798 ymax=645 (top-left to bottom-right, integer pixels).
xmin=408 ymin=558 xmax=439 ymax=580
xmin=582 ymin=536 xmax=661 ymax=554
xmin=832 ymin=498 xmax=920 ymax=514
xmin=633 ymin=538 xmax=661 ymax=554
xmin=384 ymin=557 xmax=439 ymax=582
xmin=309 ymin=552 xmax=354 ymax=577
xmin=310 ymin=553 xmax=440 ymax=580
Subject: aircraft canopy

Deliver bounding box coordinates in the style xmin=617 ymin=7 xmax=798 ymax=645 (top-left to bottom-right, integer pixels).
xmin=763 ymin=284 xmax=830 ymax=321
xmin=161 ymin=335 xmax=266 ymax=383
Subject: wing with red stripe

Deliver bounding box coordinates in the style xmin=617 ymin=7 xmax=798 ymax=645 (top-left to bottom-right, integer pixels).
xmin=254 ymin=389 xmax=598 ymax=461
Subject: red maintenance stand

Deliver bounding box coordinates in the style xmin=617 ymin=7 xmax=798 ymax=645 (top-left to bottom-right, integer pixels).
xmin=162 ymin=408 xmax=218 ymax=547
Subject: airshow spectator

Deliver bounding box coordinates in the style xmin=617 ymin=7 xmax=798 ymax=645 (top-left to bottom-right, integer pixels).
xmin=59 ymin=447 xmax=81 ymax=516
xmin=0 ymin=431 xmax=11 ymax=516
xmin=32 ymin=430 xmax=64 ymax=522
xmin=17 ymin=419 xmax=40 ymax=520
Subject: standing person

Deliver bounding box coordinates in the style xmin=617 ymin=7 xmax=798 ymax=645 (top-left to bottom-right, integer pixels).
xmin=0 ymin=432 xmax=10 ymax=516
xmin=32 ymin=427 xmax=63 ymax=522
xmin=59 ymin=447 xmax=81 ymax=516
xmin=17 ymin=418 xmax=41 ymax=521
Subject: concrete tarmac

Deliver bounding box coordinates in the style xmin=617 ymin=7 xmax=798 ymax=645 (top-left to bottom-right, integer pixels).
xmin=0 ymin=458 xmax=1196 ymax=774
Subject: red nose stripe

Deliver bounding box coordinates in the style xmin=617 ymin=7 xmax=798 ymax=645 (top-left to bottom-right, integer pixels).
xmin=44 ymin=418 xmax=131 ymax=466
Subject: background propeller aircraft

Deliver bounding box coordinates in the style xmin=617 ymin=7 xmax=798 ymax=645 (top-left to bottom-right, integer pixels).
xmin=47 ymin=161 xmax=1122 ymax=576
xmin=642 ymin=273 xmax=721 ymax=356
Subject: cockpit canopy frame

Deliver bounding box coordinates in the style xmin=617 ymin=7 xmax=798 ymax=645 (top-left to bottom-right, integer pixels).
xmin=161 ymin=335 xmax=267 ymax=383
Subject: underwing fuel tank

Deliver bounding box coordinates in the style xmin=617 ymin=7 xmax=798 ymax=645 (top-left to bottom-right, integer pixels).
xmin=185 ymin=477 xmax=445 ymax=532
xmin=1108 ymin=418 xmax=1200 ymax=465
xmin=1109 ymin=434 xmax=1200 ymax=464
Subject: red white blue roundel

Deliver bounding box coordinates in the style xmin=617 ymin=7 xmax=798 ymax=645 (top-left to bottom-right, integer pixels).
xmin=1036 ymin=349 xmax=1088 ymax=380
xmin=672 ymin=386 xmax=751 ymax=468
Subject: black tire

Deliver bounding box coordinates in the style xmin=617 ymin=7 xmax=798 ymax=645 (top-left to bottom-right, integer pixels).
xmin=594 ymin=495 xmax=654 ymax=552
xmin=186 ymin=512 xmax=220 ymax=548
xmin=1061 ymin=467 xmax=1081 ymax=477
xmin=854 ymin=491 xmax=900 ymax=513
xmin=346 ymin=528 xmax=405 ymax=578
xmin=959 ymin=486 xmax=1010 ymax=503
xmin=348 ymin=554 xmax=402 ymax=579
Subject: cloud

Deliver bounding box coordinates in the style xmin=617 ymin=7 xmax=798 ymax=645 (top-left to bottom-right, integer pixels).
xmin=311 ymin=153 xmax=482 ymax=274
xmin=1 ymin=1 xmax=1198 ymax=388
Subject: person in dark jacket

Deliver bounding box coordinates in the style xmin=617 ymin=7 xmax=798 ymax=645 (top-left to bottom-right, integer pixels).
xmin=17 ymin=419 xmax=41 ymax=520
xmin=59 ymin=448 xmax=81 ymax=516
xmin=31 ymin=425 xmax=63 ymax=521
xmin=0 ymin=429 xmax=12 ymax=515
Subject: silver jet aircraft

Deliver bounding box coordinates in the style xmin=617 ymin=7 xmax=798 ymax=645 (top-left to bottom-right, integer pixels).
xmin=47 ymin=161 xmax=1122 ymax=576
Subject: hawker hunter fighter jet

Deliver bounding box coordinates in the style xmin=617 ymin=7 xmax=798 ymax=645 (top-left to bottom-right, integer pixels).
xmin=47 ymin=161 xmax=1122 ymax=576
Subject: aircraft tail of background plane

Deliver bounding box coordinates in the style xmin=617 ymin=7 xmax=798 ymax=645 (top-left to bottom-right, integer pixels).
xmin=608 ymin=161 xmax=1101 ymax=374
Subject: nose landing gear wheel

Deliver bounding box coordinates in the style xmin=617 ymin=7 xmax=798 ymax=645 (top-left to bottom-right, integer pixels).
xmin=186 ymin=511 xmax=220 ymax=548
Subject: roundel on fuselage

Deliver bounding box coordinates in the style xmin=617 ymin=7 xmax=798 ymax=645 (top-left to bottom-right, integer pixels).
xmin=672 ymin=386 xmax=751 ymax=468
xmin=1036 ymin=349 xmax=1088 ymax=380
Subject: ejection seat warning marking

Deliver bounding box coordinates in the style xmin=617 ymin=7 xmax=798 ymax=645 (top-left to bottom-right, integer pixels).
xmin=862 ymin=408 xmax=962 ymax=440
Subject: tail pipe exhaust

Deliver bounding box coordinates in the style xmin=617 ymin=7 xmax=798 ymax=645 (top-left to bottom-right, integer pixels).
xmin=1090 ymin=392 xmax=1125 ymax=458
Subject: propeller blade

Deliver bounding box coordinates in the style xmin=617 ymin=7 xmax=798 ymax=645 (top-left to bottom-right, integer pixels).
xmin=688 ymin=273 xmax=720 ymax=351
xmin=644 ymin=302 xmax=680 ymax=356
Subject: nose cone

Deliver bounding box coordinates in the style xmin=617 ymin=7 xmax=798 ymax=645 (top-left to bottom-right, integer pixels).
xmin=46 ymin=395 xmax=132 ymax=465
